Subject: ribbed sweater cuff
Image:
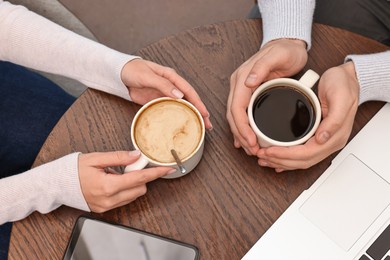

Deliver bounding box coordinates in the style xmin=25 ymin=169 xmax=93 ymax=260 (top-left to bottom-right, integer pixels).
xmin=345 ymin=51 xmax=390 ymax=105
xmin=0 ymin=153 xmax=89 ymax=224
xmin=259 ymin=0 xmax=315 ymax=50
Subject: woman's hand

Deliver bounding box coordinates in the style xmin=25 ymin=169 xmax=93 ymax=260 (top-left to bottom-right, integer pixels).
xmin=78 ymin=150 xmax=175 ymax=213
xmin=121 ymin=59 xmax=212 ymax=129
xmin=257 ymin=62 xmax=360 ymax=172
xmin=227 ymin=38 xmax=308 ymax=155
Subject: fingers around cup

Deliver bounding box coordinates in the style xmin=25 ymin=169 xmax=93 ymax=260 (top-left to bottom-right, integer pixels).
xmin=124 ymin=154 xmax=149 ymax=172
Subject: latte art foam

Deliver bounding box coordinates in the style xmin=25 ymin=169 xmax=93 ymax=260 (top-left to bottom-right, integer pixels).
xmin=134 ymin=100 xmax=202 ymax=163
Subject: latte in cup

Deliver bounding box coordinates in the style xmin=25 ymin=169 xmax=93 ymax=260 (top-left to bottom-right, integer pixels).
xmin=133 ymin=99 xmax=203 ymax=163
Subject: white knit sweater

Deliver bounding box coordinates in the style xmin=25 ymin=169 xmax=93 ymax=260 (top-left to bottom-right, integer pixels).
xmin=0 ymin=1 xmax=137 ymax=224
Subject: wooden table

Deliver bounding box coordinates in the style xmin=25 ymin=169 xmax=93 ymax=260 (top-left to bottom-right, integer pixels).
xmin=9 ymin=20 xmax=389 ymax=259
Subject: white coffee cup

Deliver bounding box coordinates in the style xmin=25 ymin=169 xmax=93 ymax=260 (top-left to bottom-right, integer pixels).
xmin=248 ymin=69 xmax=321 ymax=147
xmin=124 ymin=97 xmax=205 ymax=179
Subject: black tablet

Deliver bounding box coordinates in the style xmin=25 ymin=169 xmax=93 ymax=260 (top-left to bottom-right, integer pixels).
xmin=63 ymin=216 xmax=199 ymax=260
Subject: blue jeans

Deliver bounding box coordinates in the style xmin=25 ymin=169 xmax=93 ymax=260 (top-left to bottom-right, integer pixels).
xmin=0 ymin=61 xmax=75 ymax=259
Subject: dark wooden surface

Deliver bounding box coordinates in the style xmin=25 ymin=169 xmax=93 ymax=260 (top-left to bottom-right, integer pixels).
xmin=9 ymin=20 xmax=389 ymax=260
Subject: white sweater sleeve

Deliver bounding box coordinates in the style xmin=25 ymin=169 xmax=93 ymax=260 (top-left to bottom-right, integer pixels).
xmin=0 ymin=0 xmax=138 ymax=101
xmin=0 ymin=0 xmax=142 ymax=223
xmin=346 ymin=51 xmax=390 ymax=105
xmin=258 ymin=0 xmax=315 ymax=49
xmin=0 ymin=153 xmax=90 ymax=225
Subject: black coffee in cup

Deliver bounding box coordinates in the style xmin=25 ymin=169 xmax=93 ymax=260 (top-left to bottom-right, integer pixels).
xmin=252 ymin=86 xmax=316 ymax=142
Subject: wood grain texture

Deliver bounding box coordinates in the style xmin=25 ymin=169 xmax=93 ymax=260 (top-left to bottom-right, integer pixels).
xmin=9 ymin=20 xmax=389 ymax=260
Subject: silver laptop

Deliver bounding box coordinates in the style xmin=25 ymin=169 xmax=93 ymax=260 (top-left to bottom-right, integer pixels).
xmin=243 ymin=103 xmax=390 ymax=260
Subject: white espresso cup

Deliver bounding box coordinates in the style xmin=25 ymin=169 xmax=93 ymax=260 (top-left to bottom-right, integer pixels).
xmin=124 ymin=97 xmax=205 ymax=179
xmin=248 ymin=69 xmax=321 ymax=147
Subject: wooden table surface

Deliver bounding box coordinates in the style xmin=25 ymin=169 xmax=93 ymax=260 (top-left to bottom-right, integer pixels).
xmin=9 ymin=20 xmax=389 ymax=260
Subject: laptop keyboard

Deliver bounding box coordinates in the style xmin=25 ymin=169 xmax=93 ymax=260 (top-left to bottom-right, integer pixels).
xmin=359 ymin=224 xmax=390 ymax=260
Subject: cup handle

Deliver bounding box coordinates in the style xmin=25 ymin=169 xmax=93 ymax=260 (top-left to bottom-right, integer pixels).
xmin=299 ymin=69 xmax=320 ymax=89
xmin=124 ymin=154 xmax=149 ymax=173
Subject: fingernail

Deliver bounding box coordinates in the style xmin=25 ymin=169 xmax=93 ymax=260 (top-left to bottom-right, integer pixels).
xmin=168 ymin=169 xmax=177 ymax=175
xmin=259 ymin=160 xmax=268 ymax=167
xmin=245 ymin=74 xmax=257 ymax=84
xmin=318 ymin=131 xmax=330 ymax=144
xmin=207 ymin=120 xmax=213 ymax=131
xmin=129 ymin=150 xmax=141 ymax=156
xmin=172 ymin=89 xmax=184 ymax=99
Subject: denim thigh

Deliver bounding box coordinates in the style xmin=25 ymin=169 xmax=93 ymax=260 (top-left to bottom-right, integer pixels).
xmin=0 ymin=61 xmax=76 ymax=260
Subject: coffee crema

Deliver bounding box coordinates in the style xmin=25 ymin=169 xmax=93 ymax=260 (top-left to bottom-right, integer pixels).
xmin=252 ymin=86 xmax=316 ymax=142
xmin=134 ymin=100 xmax=202 ymax=163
